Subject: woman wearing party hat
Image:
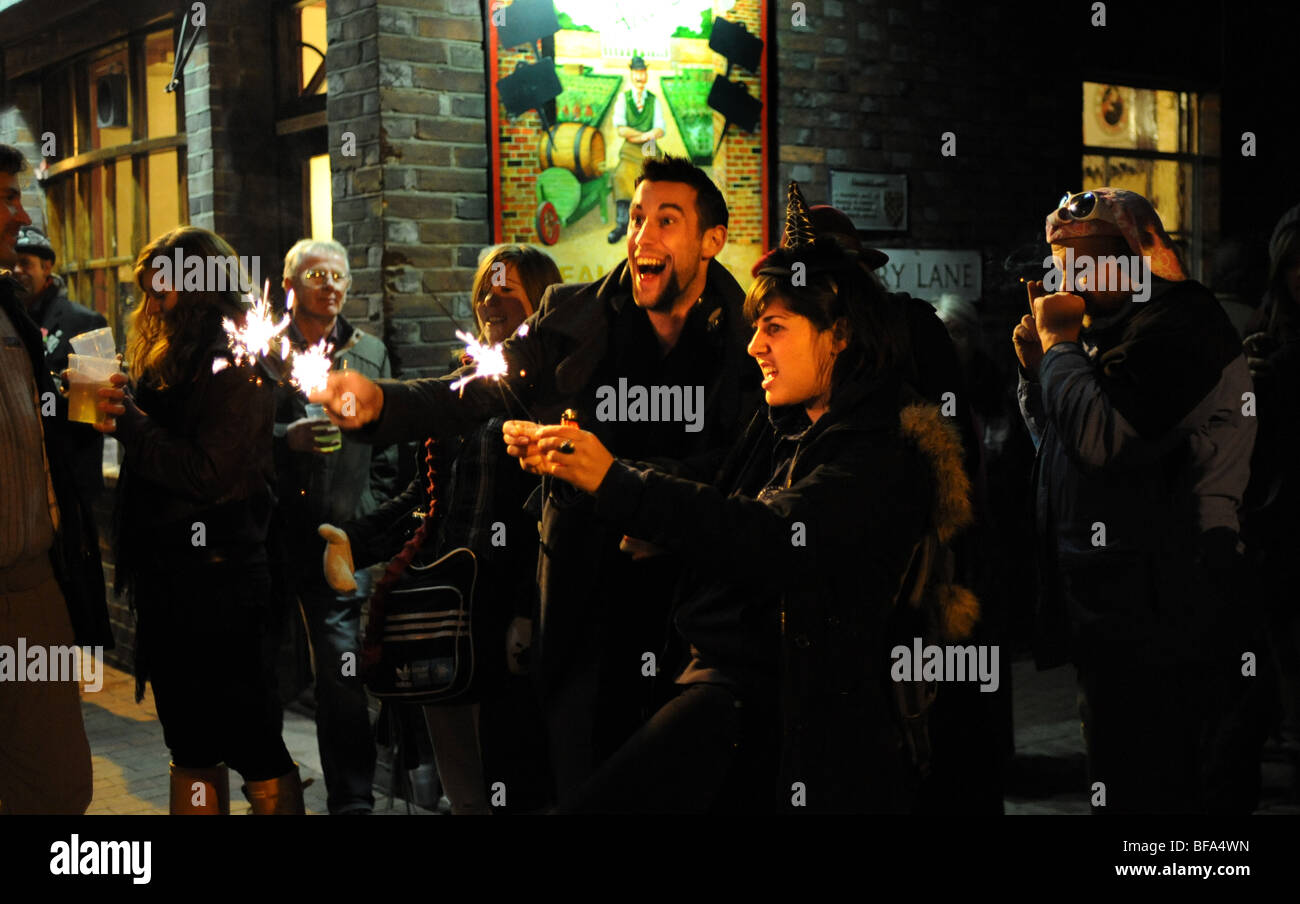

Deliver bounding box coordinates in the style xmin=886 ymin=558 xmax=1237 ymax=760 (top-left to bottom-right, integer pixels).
xmin=505 ymin=183 xmax=977 ymax=813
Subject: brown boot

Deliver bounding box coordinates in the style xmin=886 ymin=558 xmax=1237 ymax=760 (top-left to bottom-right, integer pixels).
xmin=242 ymin=766 xmax=306 ymax=815
xmin=169 ymin=763 xmax=231 ymax=815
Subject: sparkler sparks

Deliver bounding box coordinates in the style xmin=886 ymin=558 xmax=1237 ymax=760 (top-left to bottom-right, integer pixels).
xmin=290 ymin=339 xmax=334 ymax=396
xmin=449 ymin=323 xmax=529 ymax=392
xmin=224 ymin=282 xmax=293 ymax=368
xmin=447 ymin=324 xmax=535 ymax=420
xmin=450 ymin=330 xmax=509 ymax=392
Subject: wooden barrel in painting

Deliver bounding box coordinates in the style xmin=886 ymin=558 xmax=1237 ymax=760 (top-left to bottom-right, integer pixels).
xmin=537 ymin=122 xmax=606 ymax=183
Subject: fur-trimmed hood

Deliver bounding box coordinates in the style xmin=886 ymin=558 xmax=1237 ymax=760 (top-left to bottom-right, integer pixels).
xmin=897 ymin=402 xmax=979 ymax=642
xmin=899 ymin=403 xmax=973 ymax=545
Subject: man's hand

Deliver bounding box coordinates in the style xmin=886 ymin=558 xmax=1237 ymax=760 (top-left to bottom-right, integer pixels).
xmin=92 ymin=372 xmax=129 ymax=434
xmin=318 ymin=524 xmax=357 ymax=593
xmin=286 ymin=416 xmax=336 ymax=454
xmin=308 ymin=370 xmax=383 ymax=430
xmin=1027 ymin=279 xmax=1085 ymax=353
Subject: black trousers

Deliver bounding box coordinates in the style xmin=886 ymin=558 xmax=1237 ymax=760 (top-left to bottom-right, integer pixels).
xmin=556 ymin=682 xmax=742 ymax=814
xmin=139 ymin=558 xmax=294 ymax=781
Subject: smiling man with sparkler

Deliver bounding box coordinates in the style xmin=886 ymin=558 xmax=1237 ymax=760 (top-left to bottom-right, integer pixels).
xmin=311 ymin=156 xmax=761 ymax=805
xmin=271 ymin=238 xmax=398 ymax=816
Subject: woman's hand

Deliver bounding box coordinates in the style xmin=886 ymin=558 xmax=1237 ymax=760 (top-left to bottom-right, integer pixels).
xmin=93 ymin=372 xmax=129 ymax=434
xmin=535 ymin=425 xmax=615 ymax=493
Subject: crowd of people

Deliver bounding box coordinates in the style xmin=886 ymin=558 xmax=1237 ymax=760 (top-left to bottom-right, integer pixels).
xmin=1 ymin=138 xmax=1297 ymax=814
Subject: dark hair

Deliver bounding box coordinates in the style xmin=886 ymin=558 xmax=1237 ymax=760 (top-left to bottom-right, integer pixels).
xmin=635 ymin=155 xmax=729 ymax=232
xmin=744 ymin=262 xmax=910 ymax=395
xmin=0 ymin=144 xmax=27 ymax=175
xmin=129 ymin=226 xmax=248 ymax=387
xmin=469 ymin=244 xmax=562 ymax=332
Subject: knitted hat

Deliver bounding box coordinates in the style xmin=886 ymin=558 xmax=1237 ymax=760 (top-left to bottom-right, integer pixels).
xmin=752 ymin=182 xmax=858 ymax=279
xmin=1046 ymin=187 xmax=1185 ymax=282
xmin=15 ymin=225 xmax=55 ymax=262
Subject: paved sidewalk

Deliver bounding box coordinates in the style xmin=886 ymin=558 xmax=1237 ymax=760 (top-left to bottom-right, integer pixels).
xmin=79 ymin=657 xmax=1296 ymax=815
xmin=81 ymin=662 xmax=434 ymax=815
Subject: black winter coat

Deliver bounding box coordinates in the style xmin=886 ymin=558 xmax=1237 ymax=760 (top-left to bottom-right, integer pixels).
xmin=0 ymin=276 xmax=112 ymax=647
xmin=358 ymin=259 xmax=760 ymax=694
xmin=593 ymin=371 xmax=962 ymax=812
xmin=113 ymin=338 xmax=276 ymax=590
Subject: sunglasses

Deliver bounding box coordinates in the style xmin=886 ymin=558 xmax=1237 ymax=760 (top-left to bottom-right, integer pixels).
xmin=1057 ymin=191 xmax=1100 ymax=221
xmin=301 ymin=268 xmax=351 ymax=287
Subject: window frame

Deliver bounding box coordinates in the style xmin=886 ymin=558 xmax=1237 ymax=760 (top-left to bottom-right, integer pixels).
xmin=1079 ymin=82 xmax=1220 ymax=281
xmin=37 ymin=27 xmax=188 ymax=336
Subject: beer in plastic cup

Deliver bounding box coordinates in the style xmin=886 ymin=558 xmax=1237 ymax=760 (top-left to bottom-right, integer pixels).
xmin=305 ymin=402 xmax=342 ymax=453
xmin=66 ymin=354 xmax=120 ymax=426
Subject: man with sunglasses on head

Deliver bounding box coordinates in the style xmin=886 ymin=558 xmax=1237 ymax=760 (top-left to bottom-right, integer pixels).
xmin=271 ymin=239 xmax=398 ymax=814
xmin=1013 ymin=189 xmax=1262 ymax=813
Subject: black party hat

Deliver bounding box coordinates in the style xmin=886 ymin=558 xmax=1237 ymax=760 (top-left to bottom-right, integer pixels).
xmin=753 ymin=181 xmax=855 ymax=278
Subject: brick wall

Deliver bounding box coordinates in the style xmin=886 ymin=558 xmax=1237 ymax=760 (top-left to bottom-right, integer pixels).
xmin=775 ymin=0 xmax=1078 ymax=330
xmin=0 ymin=81 xmax=46 ymax=230
xmin=328 ymin=0 xmax=490 ymax=378
xmin=714 ymin=0 xmax=764 ymax=248
xmin=183 ymin=0 xmax=283 ymax=282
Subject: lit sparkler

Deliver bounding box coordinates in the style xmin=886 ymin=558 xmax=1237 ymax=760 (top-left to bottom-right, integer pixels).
xmin=291 ymin=339 xmax=334 ymax=397
xmin=448 ymin=324 xmax=534 ymax=418
xmin=224 ymin=282 xmax=293 ymax=368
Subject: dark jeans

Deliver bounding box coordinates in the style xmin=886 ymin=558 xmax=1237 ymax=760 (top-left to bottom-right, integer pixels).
xmin=298 ymin=568 xmax=376 ymax=813
xmin=143 ymin=559 xmax=294 ymax=782
xmin=556 ymin=682 xmax=742 ymax=814
xmin=1077 ymin=657 xmax=1264 ymax=814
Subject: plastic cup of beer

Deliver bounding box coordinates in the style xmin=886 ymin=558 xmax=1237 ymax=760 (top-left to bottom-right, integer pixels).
xmin=70 ymin=327 xmax=116 ymax=359
xmin=66 ymin=355 xmax=120 ymax=427
xmin=305 ymin=402 xmax=342 ymax=453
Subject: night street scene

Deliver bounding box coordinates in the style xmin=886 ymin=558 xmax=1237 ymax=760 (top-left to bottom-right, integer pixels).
xmin=0 ymin=0 xmax=1296 ymax=887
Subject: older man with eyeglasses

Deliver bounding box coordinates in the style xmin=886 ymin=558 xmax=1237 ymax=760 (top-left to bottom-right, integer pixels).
xmin=272 ymin=238 xmax=398 ymax=814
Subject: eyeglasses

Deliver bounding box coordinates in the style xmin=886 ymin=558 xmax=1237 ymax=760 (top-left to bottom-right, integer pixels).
xmin=301 ymin=268 xmax=351 ymax=288
xmin=1057 ymin=191 xmax=1100 ymax=221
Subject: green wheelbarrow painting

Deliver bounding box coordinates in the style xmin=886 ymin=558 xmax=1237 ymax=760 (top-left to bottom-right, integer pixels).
xmin=534 ymin=121 xmax=611 ymax=246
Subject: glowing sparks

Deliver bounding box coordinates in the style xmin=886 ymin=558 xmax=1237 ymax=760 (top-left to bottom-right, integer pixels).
xmin=448 ymin=322 xmax=528 ymax=393
xmin=224 ymin=281 xmax=292 ymax=367
xmin=291 ymin=339 xmax=334 ymax=396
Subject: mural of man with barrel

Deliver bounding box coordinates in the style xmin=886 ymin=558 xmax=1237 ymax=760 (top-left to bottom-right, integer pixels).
xmin=608 ymin=55 xmax=666 ymax=243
